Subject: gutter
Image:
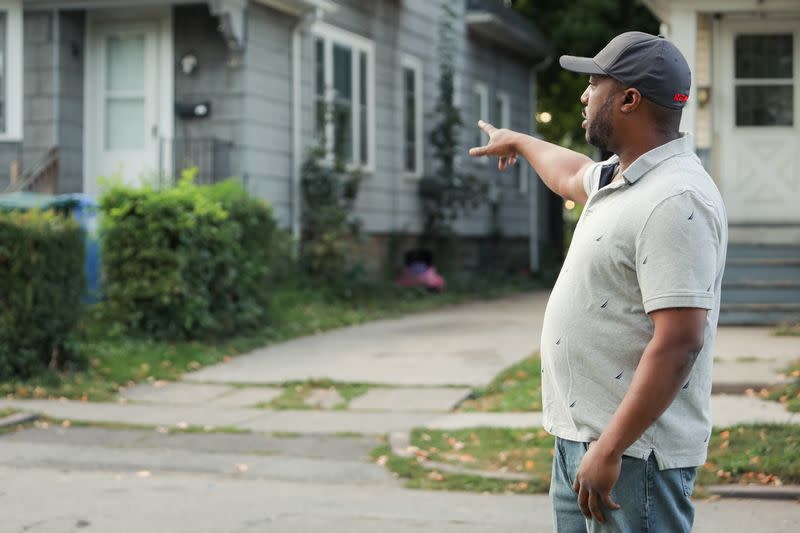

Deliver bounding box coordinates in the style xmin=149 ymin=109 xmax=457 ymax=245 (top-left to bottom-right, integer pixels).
xmin=527 ymin=53 xmax=551 ymax=274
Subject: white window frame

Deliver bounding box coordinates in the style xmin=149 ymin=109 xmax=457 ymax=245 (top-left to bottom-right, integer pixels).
xmin=472 ymin=81 xmax=488 ymax=165
xmin=401 ymin=54 xmax=423 ymax=179
xmin=311 ymin=22 xmax=376 ymax=172
xmin=0 ymin=0 xmax=22 ymax=141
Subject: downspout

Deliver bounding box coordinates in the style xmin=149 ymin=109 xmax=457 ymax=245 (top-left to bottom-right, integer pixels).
xmin=291 ymin=9 xmax=321 ymax=255
xmin=52 ymin=9 xmax=61 ymax=149
xmin=528 ymin=52 xmax=551 ymax=274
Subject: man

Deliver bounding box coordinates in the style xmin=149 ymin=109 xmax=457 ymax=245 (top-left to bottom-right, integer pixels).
xmin=469 ymin=32 xmax=728 ymax=532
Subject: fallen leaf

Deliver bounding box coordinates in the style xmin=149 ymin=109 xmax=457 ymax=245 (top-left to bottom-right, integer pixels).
xmin=459 ymin=454 xmax=476 ymax=463
xmin=749 ymin=456 xmax=760 ymax=465
xmin=427 ymin=471 xmax=444 ymax=481
xmin=720 ymin=430 xmax=730 ymax=439
xmin=61 ymin=420 xmax=71 ymax=428
xmin=235 ymin=464 xmax=249 ymax=473
xmin=136 ymin=471 xmax=151 ymax=478
xmin=719 ymin=440 xmax=729 ymax=449
xmin=376 ymin=455 xmax=388 ymax=466
xmin=176 ymin=421 xmax=189 ymax=430
xmin=525 ymin=460 xmax=535 ymax=470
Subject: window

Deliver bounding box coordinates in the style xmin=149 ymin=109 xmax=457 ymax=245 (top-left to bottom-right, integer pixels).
xmin=472 ymin=82 xmax=488 ymax=163
xmin=401 ymin=55 xmax=423 ymax=177
xmin=0 ymin=1 xmax=21 ymax=140
xmin=495 ymin=90 xmax=525 ymax=192
xmin=734 ymin=33 xmax=794 ymax=127
xmin=312 ymin=23 xmax=375 ymax=169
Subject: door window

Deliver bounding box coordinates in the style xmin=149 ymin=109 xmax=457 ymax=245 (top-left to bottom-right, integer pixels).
xmin=105 ymin=34 xmax=146 ymax=150
xmin=734 ymin=34 xmax=794 ymax=127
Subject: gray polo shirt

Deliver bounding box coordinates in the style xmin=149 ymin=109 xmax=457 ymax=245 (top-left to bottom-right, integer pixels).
xmin=541 ymin=134 xmax=728 ymax=470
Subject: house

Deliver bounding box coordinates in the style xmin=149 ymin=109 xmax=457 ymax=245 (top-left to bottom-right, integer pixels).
xmin=644 ymin=0 xmax=800 ymax=325
xmin=0 ymin=0 xmax=554 ymax=273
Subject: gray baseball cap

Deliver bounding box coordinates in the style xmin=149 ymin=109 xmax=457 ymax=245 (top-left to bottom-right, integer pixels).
xmin=559 ymin=32 xmax=691 ymax=110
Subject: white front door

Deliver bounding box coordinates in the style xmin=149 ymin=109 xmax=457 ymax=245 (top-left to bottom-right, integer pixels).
xmin=717 ymin=19 xmax=800 ymax=227
xmin=84 ymin=10 xmax=173 ymax=196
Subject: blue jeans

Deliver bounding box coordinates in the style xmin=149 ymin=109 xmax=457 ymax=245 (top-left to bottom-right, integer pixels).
xmin=550 ymin=438 xmax=696 ymax=533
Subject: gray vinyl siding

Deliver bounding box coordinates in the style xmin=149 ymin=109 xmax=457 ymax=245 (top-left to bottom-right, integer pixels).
xmin=295 ymin=0 xmax=536 ymax=238
xmin=57 ymin=11 xmax=85 ymax=193
xmin=239 ymin=3 xmax=295 ymax=225
xmin=173 ymin=4 xmax=245 ymax=181
xmin=17 ymin=10 xmax=83 ymax=192
xmin=22 ymin=12 xmax=54 ymax=177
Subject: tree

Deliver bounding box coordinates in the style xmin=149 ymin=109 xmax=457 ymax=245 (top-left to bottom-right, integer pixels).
xmin=512 ymin=0 xmax=659 ymax=151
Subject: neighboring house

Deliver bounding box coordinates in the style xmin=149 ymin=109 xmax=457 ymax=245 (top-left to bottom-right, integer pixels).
xmin=644 ymin=0 xmax=800 ymax=325
xmin=0 ymin=0 xmax=554 ymax=273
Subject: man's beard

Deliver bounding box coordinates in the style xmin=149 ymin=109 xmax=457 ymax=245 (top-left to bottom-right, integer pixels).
xmin=586 ymin=95 xmax=615 ymax=152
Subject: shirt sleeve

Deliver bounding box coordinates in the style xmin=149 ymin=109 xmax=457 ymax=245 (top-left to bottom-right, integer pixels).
xmin=582 ymin=163 xmax=601 ymax=198
xmin=636 ymin=191 xmax=722 ymax=314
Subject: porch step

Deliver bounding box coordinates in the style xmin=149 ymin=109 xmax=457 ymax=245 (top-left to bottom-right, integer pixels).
xmin=718 ymin=303 xmax=800 ymax=326
xmin=719 ymin=244 xmax=800 ymax=326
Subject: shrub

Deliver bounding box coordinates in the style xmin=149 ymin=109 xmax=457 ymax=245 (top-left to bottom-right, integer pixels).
xmin=300 ymin=149 xmax=364 ymax=281
xmin=100 ymin=171 xmax=279 ymax=339
xmin=0 ymin=209 xmax=85 ymax=379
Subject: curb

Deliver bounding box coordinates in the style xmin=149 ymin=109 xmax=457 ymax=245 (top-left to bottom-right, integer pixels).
xmin=707 ymin=484 xmax=800 ymax=501
xmin=0 ymin=411 xmax=39 ymax=430
xmin=388 ymin=432 xmax=800 ymax=500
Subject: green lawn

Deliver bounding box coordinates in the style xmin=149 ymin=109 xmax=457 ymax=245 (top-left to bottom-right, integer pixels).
xmin=1 ymin=275 xmax=549 ymax=402
xmin=457 ymin=355 xmax=542 ymax=412
xmin=765 ymin=360 xmax=800 ymax=413
xmin=259 ymin=379 xmax=370 ymax=410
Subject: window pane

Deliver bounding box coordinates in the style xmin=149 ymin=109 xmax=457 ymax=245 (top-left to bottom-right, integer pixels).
xmin=314 ymin=38 xmax=325 ymax=144
xmin=495 ymin=97 xmax=503 ymax=127
xmin=360 ymin=51 xmax=368 ymax=165
xmin=333 ymin=44 xmax=352 ymax=162
xmin=735 ymin=34 xmax=793 ymax=79
xmin=0 ymin=13 xmax=6 ymax=133
xmin=314 ymin=38 xmax=324 ymax=96
xmin=473 ymin=91 xmax=483 ymax=147
xmin=736 ymin=85 xmax=793 ymax=126
xmin=107 ymin=35 xmax=145 ymax=92
xmin=106 ymin=97 xmax=145 ymax=150
xmin=404 ymin=67 xmax=416 ymax=173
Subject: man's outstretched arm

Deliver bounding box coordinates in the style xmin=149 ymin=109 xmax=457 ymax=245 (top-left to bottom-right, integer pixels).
xmin=468 ymin=120 xmax=594 ymax=204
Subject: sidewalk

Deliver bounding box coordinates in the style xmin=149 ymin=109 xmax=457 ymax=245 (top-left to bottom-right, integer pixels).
xmin=2 ymin=291 xmax=798 ymax=500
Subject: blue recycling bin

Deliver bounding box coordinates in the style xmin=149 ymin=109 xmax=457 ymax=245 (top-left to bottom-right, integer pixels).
xmin=0 ymin=192 xmax=102 ymax=303
xmin=57 ymin=194 xmax=102 ymax=303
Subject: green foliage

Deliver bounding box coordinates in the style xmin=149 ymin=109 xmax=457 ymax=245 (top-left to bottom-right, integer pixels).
xmin=0 ymin=209 xmax=86 ymax=379
xmin=419 ymin=3 xmax=489 ymax=252
xmin=512 ymin=0 xmax=659 ymax=148
xmin=300 ymin=149 xmax=364 ymax=281
xmin=99 ymin=169 xmax=279 ymax=339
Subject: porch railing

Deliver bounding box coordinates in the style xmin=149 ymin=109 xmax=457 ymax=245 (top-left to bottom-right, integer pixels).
xmin=4 ymin=147 xmax=60 ymax=194
xmin=158 ymin=137 xmax=236 ymax=188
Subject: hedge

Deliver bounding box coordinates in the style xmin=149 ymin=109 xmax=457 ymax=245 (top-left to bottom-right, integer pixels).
xmin=99 ymin=175 xmax=278 ymax=339
xmin=0 ymin=209 xmax=85 ymax=379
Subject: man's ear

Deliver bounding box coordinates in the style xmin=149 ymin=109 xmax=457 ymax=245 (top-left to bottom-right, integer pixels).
xmin=620 ymin=89 xmax=642 ymax=113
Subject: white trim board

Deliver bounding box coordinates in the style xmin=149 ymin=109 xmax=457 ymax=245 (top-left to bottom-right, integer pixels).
xmin=0 ymin=0 xmax=22 ymax=141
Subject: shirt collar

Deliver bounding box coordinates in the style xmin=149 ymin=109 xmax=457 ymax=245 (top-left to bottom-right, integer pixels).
xmin=621 ymin=133 xmax=694 ymax=185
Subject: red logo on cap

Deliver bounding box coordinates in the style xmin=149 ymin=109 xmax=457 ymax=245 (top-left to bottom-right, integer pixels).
xmin=673 ymin=93 xmax=689 ymax=103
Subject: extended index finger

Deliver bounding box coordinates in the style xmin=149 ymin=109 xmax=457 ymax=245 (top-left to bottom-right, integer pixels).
xmin=477 ymin=120 xmax=497 ymax=135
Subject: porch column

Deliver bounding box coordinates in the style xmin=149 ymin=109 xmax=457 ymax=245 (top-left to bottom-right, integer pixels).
xmin=668 ymin=7 xmax=698 ymax=148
